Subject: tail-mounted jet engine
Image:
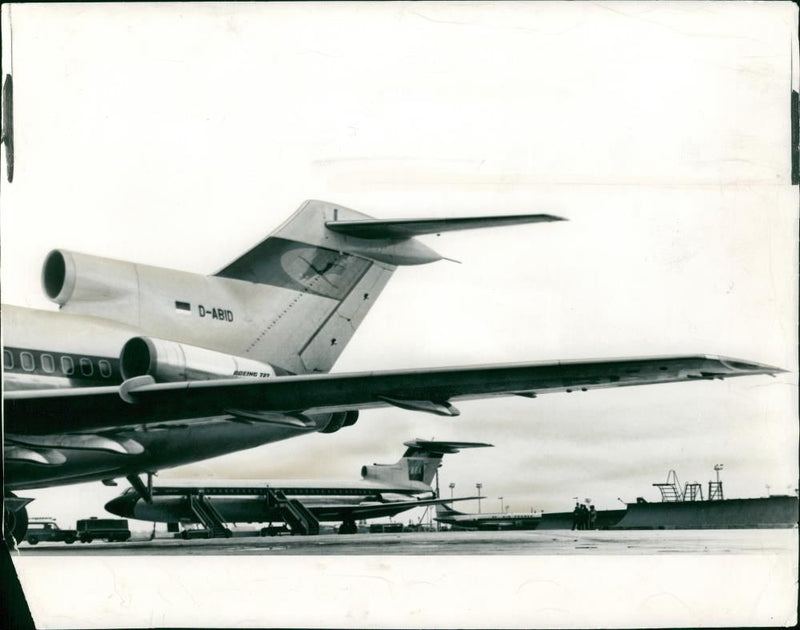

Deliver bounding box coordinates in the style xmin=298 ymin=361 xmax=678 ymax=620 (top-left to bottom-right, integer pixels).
xmin=120 ymin=336 xmax=277 ymax=382
xmin=43 ymin=249 xmax=139 ymax=306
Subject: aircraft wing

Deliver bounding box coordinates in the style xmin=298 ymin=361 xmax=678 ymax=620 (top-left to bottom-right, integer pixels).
xmin=4 ymin=354 xmax=783 ymax=435
xmin=313 ymin=496 xmax=481 ymax=521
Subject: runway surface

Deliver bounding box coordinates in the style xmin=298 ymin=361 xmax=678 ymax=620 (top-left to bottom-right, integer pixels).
xmin=16 ymin=527 xmax=797 ymax=555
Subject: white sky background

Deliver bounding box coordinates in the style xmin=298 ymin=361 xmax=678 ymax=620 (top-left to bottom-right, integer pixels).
xmin=2 ymin=2 xmax=798 ymax=627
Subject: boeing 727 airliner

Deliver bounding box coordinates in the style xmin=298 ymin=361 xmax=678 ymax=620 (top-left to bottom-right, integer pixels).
xmin=3 ymin=199 xmax=782 ymax=543
xmin=105 ymin=439 xmax=489 ymax=535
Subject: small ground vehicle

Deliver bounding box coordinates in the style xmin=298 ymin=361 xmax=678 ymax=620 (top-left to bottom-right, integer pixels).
xmin=76 ymin=517 xmax=131 ymax=543
xmin=369 ymin=522 xmax=404 ymax=533
xmin=23 ymin=518 xmax=77 ymax=545
xmin=176 ymin=527 xmax=212 ymax=539
xmin=260 ymin=525 xmax=290 ymax=537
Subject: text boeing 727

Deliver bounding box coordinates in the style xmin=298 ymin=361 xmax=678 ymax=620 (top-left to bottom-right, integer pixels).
xmin=105 ymin=439 xmax=490 ymax=536
xmin=2 ymin=199 xmax=782 ymax=542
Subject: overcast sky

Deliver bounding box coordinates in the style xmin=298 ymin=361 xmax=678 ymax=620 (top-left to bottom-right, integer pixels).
xmin=2 ymin=1 xmax=797 ymax=528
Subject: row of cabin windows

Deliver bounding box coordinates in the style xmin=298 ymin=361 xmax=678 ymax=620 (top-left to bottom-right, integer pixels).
xmin=3 ymin=349 xmax=113 ymax=378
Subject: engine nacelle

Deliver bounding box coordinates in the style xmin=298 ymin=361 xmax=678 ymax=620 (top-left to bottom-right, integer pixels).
xmin=360 ymin=462 xmax=401 ymax=482
xmin=120 ymin=336 xmax=277 ymax=382
xmin=319 ymin=410 xmax=359 ymax=434
xmin=42 ymin=249 xmax=139 ymax=307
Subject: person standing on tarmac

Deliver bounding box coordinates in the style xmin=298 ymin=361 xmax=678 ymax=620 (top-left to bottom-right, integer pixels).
xmin=571 ymin=503 xmax=581 ymax=530
xmin=578 ymin=503 xmax=589 ymax=530
xmin=588 ymin=505 xmax=597 ymax=530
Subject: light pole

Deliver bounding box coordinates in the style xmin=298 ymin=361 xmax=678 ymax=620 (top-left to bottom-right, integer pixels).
xmin=498 ymin=496 xmax=504 ymax=513
xmin=476 ymin=483 xmax=483 ymax=513
xmin=449 ymin=482 xmax=455 ymax=500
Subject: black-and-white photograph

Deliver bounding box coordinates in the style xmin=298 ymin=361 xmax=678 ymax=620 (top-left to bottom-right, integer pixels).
xmin=2 ymin=2 xmax=798 ymax=628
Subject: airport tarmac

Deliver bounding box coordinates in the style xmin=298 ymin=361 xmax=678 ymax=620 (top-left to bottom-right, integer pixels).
xmin=13 ymin=529 xmax=798 ymax=628
xmin=15 ymin=527 xmax=798 ymax=556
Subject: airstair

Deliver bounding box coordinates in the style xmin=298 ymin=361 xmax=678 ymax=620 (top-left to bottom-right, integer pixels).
xmin=653 ymin=470 xmax=684 ymax=502
xmin=683 ymin=482 xmax=703 ymax=502
xmin=653 ymin=470 xmax=706 ymax=502
xmin=188 ymin=494 xmax=232 ymax=538
xmin=265 ymin=489 xmax=320 ymax=535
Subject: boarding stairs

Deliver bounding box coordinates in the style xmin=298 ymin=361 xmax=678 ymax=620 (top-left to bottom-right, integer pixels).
xmin=265 ymin=489 xmax=320 ymax=535
xmin=653 ymin=470 xmax=705 ymax=503
xmin=654 ymin=470 xmax=689 ymax=502
xmin=684 ymin=482 xmax=703 ymax=502
xmin=188 ymin=494 xmax=232 ymax=538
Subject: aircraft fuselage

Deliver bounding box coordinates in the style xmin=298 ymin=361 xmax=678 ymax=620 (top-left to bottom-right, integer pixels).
xmin=107 ymin=479 xmax=435 ymax=524
xmin=3 ymin=304 xmax=320 ymax=490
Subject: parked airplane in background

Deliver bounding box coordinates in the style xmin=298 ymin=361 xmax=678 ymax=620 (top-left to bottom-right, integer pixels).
xmin=435 ymin=502 xmax=542 ymax=531
xmin=105 ymin=439 xmax=489 ymax=535
xmin=3 ymin=199 xmax=783 ymax=543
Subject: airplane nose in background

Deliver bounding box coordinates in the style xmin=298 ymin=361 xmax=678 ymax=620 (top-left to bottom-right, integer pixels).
xmin=104 ymin=494 xmax=138 ymax=518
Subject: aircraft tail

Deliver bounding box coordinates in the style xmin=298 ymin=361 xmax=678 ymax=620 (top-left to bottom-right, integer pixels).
xmin=214 ymin=200 xmax=398 ymax=374
xmin=435 ymin=502 xmax=466 ymax=518
xmin=46 ymin=199 xmax=562 ymax=377
xmin=215 ymin=200 xmax=563 ymax=374
xmin=360 ymin=439 xmax=492 ymax=490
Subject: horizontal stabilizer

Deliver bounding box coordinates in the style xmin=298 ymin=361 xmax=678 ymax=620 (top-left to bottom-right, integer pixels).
xmin=402 ymin=439 xmax=493 ymax=457
xmin=325 ymin=214 xmax=565 ymax=239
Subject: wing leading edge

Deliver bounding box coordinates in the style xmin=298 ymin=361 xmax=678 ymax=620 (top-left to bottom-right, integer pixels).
xmin=4 ymin=355 xmax=783 ymax=436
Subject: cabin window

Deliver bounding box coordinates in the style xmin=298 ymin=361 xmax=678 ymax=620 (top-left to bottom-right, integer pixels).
xmin=61 ymin=356 xmax=75 ymax=375
xmin=80 ymin=358 xmax=94 ymax=376
xmin=41 ymin=354 xmax=55 ymax=373
xmin=3 ymin=350 xmax=13 ymax=369
xmin=20 ymin=352 xmax=35 ymax=372
xmin=98 ymin=360 xmax=112 ymax=378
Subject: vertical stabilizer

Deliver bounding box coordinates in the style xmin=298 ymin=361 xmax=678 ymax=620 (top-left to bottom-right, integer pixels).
xmin=360 ymin=439 xmax=492 ymax=490
xmin=435 ymin=502 xmax=465 ymax=518
xmin=215 ymin=200 xmax=401 ymax=373
xmin=215 ymin=200 xmax=562 ymax=373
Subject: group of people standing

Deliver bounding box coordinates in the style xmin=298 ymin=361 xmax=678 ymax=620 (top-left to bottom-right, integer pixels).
xmin=571 ymin=503 xmax=597 ymax=530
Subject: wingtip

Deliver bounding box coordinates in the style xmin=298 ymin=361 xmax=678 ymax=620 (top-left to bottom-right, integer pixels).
xmin=713 ymin=356 xmax=789 ymax=374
